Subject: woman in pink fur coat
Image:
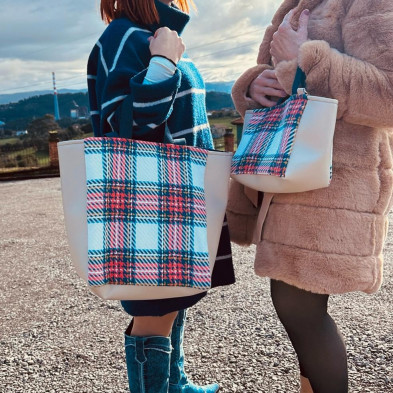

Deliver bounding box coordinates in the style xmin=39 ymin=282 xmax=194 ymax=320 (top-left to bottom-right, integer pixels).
xmin=228 ymin=0 xmax=393 ymax=392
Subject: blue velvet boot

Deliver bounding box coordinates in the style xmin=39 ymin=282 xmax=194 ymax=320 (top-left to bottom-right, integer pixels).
xmin=125 ymin=331 xmax=172 ymax=393
xmin=169 ymin=310 xmax=219 ymax=393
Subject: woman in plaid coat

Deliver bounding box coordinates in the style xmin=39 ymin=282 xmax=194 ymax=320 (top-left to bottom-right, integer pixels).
xmin=228 ymin=0 xmax=393 ymax=392
xmin=88 ymin=0 xmax=234 ymax=392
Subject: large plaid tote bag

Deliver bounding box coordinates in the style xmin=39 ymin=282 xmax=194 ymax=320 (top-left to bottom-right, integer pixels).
xmin=231 ymin=68 xmax=338 ymax=194
xmin=58 ymin=99 xmax=232 ymax=300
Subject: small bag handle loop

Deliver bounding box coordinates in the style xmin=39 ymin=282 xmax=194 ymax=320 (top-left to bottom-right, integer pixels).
xmin=276 ymin=67 xmax=307 ymax=106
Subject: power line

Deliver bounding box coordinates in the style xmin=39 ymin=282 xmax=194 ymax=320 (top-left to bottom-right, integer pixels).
xmin=192 ymin=41 xmax=260 ymax=60
xmin=186 ymin=28 xmax=265 ymax=51
xmin=0 ymin=29 xmax=265 ymax=94
xmin=0 ymin=80 xmax=54 ymax=94
xmin=0 ymin=74 xmax=88 ymax=94
xmin=57 ymin=81 xmax=88 ymax=90
xmin=10 ymin=31 xmax=103 ymax=59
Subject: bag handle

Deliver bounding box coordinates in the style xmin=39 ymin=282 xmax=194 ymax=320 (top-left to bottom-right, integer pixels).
xmin=119 ymin=93 xmax=135 ymax=139
xmin=291 ymin=66 xmax=307 ymax=95
xmin=107 ymin=91 xmax=175 ymax=144
xmin=252 ymin=193 xmax=274 ymax=244
xmin=276 ymin=67 xmax=307 ymax=105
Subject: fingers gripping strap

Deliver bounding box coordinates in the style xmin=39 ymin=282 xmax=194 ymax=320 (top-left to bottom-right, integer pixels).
xmin=118 ymin=92 xmax=172 ymax=143
xmin=277 ymin=66 xmax=307 ymax=105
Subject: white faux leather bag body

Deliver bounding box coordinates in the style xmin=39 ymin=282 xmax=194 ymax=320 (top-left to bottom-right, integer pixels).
xmin=231 ymin=88 xmax=338 ymax=193
xmin=58 ymin=139 xmax=232 ymax=300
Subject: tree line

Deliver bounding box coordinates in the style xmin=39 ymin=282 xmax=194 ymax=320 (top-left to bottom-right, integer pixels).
xmin=0 ymin=91 xmax=234 ymax=131
xmin=0 ymin=92 xmax=89 ymax=131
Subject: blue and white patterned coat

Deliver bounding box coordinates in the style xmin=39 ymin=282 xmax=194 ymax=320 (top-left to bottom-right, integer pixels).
xmin=87 ymin=2 xmax=213 ymax=149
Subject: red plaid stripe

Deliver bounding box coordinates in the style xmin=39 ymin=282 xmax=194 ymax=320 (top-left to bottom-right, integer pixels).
xmin=85 ymin=137 xmax=211 ymax=289
xmin=231 ymin=94 xmax=307 ymax=177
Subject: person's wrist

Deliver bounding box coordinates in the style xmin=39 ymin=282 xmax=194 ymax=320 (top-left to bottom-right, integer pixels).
xmin=151 ymin=54 xmax=178 ymax=67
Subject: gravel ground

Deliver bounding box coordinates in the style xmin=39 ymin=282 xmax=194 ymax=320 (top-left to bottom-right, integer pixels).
xmin=0 ymin=178 xmax=392 ymax=393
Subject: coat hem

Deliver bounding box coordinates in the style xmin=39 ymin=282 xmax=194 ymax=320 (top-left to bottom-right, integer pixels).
xmin=254 ymin=238 xmax=383 ymax=295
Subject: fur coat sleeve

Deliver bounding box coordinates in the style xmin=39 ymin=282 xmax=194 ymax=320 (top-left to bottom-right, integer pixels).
xmin=275 ymin=0 xmax=393 ymax=129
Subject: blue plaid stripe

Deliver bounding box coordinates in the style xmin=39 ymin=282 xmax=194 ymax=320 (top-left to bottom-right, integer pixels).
xmin=84 ymin=137 xmax=210 ymax=289
xmin=231 ymin=94 xmax=307 ymax=177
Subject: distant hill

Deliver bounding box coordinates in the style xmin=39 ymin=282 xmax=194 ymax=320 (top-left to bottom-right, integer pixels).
xmin=0 ymin=89 xmax=234 ymax=130
xmin=0 ymin=89 xmax=88 ymax=105
xmin=206 ymin=91 xmax=235 ymax=111
xmin=0 ymin=93 xmax=89 ymax=130
xmin=205 ymin=81 xmax=234 ymax=94
xmin=0 ymin=82 xmax=234 ymax=105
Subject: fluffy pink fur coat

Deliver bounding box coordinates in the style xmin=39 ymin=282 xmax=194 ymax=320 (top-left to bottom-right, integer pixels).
xmin=228 ymin=0 xmax=393 ymax=294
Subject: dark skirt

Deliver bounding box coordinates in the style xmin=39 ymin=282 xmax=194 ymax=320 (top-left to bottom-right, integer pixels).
xmin=121 ymin=217 xmax=235 ymax=316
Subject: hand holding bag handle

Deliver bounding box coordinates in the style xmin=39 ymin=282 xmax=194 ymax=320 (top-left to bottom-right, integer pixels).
xmin=248 ymin=67 xmax=331 ymax=244
xmin=276 ymin=66 xmax=307 ymax=105
xmin=291 ymin=66 xmax=307 ymax=94
xmin=245 ymin=66 xmax=308 ymax=225
xmin=57 ymin=86 xmax=233 ymax=300
xmin=106 ymin=91 xmax=176 ymax=144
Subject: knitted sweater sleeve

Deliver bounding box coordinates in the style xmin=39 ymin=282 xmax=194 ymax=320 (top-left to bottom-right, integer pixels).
xmin=88 ymin=27 xmax=181 ymax=138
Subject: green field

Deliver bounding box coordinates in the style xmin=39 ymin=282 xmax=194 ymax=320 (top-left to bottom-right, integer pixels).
xmin=0 ymin=137 xmax=20 ymax=146
xmin=35 ymin=150 xmax=50 ymax=166
xmin=0 ymin=145 xmax=49 ymax=172
xmin=0 ymin=116 xmax=242 ymax=173
xmin=209 ymin=115 xmax=242 ymax=149
xmin=209 ymin=116 xmax=238 ymax=130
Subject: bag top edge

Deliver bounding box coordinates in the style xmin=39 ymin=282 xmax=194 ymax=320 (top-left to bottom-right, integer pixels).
xmin=244 ymin=96 xmax=338 ymax=115
xmin=58 ymin=139 xmax=233 ymax=156
xmin=58 ymin=139 xmax=84 ymax=146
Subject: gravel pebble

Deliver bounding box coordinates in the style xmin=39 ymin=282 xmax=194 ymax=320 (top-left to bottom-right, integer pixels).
xmin=0 ymin=178 xmax=392 ymax=392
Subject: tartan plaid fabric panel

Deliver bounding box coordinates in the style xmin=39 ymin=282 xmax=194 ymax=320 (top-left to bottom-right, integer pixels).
xmin=84 ymin=137 xmax=210 ymax=289
xmin=231 ymin=94 xmax=308 ymax=177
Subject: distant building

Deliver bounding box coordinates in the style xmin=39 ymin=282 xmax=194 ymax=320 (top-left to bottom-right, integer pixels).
xmin=210 ymin=123 xmax=227 ymax=138
xmin=70 ymin=109 xmax=78 ymax=119
xmin=231 ymin=117 xmax=244 ymax=145
xmin=71 ymin=101 xmax=89 ymax=119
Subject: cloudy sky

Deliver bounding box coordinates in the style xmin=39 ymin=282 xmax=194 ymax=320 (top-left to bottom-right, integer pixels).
xmin=0 ymin=0 xmax=278 ymax=95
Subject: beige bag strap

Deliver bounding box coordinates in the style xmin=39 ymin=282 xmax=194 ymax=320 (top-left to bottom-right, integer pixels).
xmin=244 ymin=186 xmax=259 ymax=207
xmin=252 ymin=192 xmax=274 ymax=244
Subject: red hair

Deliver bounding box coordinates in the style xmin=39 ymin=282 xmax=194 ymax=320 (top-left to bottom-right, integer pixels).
xmin=100 ymin=0 xmax=195 ymax=25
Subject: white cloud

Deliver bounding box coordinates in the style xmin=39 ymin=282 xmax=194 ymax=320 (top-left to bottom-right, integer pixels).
xmin=0 ymin=0 xmax=278 ymax=94
xmin=0 ymin=59 xmax=88 ymax=93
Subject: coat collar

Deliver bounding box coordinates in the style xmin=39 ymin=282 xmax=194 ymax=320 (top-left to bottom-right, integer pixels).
xmin=147 ymin=0 xmax=190 ymax=35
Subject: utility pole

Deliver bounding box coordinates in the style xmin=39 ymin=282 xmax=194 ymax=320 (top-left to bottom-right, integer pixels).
xmin=52 ymin=72 xmax=60 ymax=121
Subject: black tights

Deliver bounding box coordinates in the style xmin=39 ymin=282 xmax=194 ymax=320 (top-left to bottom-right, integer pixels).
xmin=270 ymin=280 xmax=348 ymax=393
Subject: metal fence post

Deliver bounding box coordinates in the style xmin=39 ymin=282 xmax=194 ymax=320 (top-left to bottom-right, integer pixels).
xmin=48 ymin=130 xmax=59 ymax=168
xmin=224 ymin=127 xmax=234 ymax=153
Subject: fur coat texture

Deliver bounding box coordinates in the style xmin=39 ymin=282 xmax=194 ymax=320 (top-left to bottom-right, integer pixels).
xmin=229 ymin=0 xmax=393 ymax=294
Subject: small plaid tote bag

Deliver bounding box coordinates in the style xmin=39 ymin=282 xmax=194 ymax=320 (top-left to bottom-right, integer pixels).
xmin=231 ymin=68 xmax=338 ymax=244
xmin=58 ymin=94 xmax=232 ymax=301
xmin=231 ymin=68 xmax=338 ymax=194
